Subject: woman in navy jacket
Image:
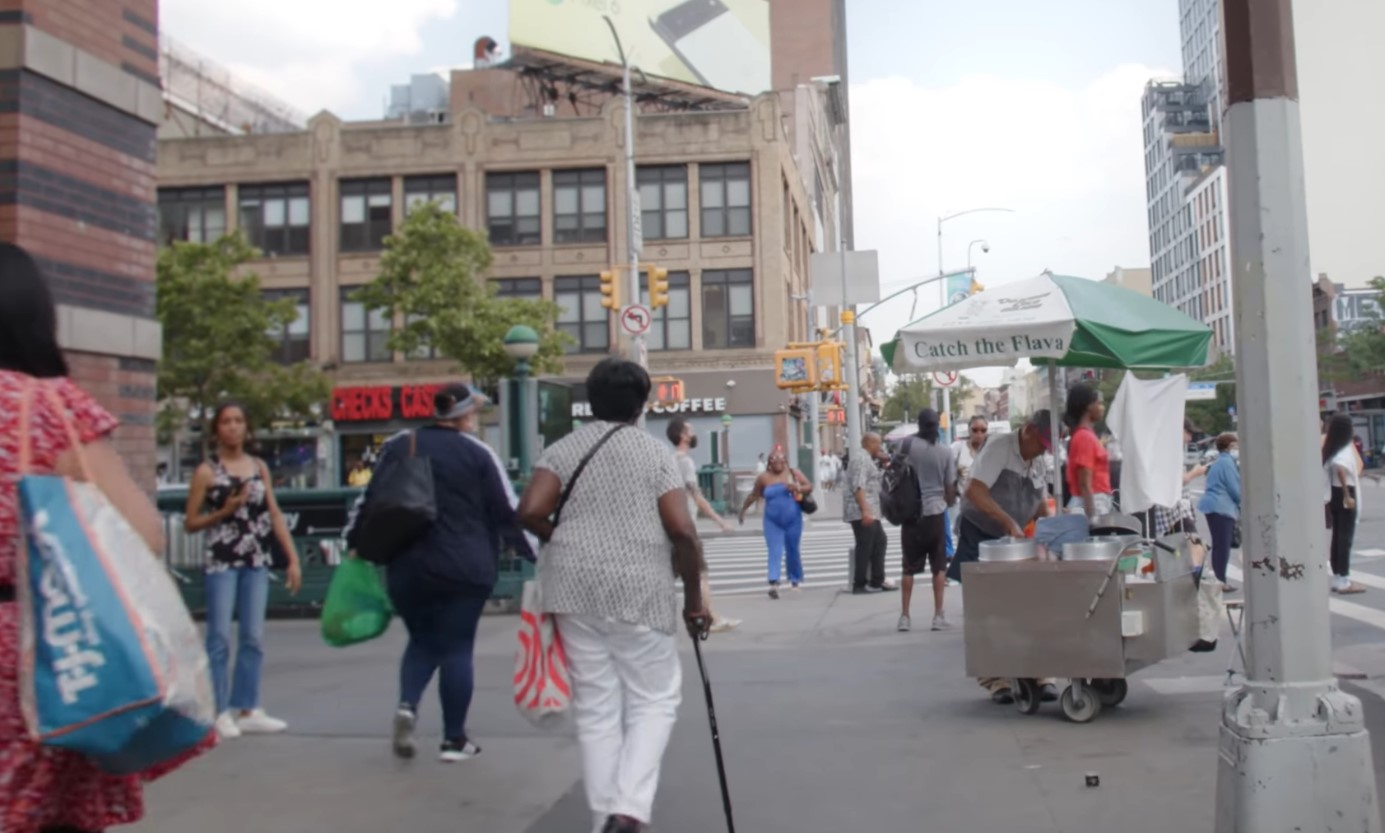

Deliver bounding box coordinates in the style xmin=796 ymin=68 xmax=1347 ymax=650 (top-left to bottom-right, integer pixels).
xmin=353 ymin=384 xmax=531 ymax=763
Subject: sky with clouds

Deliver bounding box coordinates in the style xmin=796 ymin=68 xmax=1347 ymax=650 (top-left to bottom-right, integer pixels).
xmin=162 ymin=0 xmax=1185 ymax=385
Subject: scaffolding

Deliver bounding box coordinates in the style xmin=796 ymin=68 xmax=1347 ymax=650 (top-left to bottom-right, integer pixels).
xmin=160 ymin=35 xmax=307 ymax=135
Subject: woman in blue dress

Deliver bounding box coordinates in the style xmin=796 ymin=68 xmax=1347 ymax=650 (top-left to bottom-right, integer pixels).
xmin=739 ymin=449 xmax=813 ymax=598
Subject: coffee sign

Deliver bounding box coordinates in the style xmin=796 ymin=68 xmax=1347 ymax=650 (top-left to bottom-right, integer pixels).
xmin=571 ymin=397 xmax=728 ymax=418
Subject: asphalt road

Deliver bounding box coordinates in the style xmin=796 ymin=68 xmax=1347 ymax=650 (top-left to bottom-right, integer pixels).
xmin=127 ymin=481 xmax=1385 ymax=833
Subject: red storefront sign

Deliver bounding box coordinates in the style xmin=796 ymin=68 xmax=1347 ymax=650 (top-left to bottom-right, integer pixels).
xmin=331 ymin=384 xmax=445 ymax=423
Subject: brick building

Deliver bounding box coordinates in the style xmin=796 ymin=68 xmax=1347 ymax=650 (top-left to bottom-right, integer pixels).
xmin=0 ymin=1 xmax=164 ymax=486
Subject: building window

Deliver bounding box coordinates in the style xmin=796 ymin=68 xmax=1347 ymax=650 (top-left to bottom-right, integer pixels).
xmin=553 ymin=169 xmax=607 ymax=244
xmin=340 ymin=289 xmax=393 ymax=363
xmin=263 ymin=289 xmax=310 ymax=364
xmin=700 ymin=162 xmax=751 ymax=237
xmin=158 ymin=187 xmax=226 ymax=245
xmin=637 ymin=165 xmax=688 ymax=241
xmin=640 ymin=271 xmax=691 ymax=351
xmin=238 ymin=182 xmax=310 ymax=256
xmin=554 ymin=275 xmax=609 ymax=354
xmin=340 ymin=178 xmax=393 ymax=252
xmin=486 ymin=171 xmax=541 ymax=246
xmin=493 ymin=278 xmax=543 ymax=299
xmin=406 ymin=314 xmax=438 ymax=360
xmin=404 ymin=174 xmax=457 ymax=215
xmin=701 ymin=269 xmax=754 ymax=349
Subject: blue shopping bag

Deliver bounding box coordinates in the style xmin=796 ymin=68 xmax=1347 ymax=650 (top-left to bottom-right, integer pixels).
xmin=17 ymin=461 xmax=215 ymax=774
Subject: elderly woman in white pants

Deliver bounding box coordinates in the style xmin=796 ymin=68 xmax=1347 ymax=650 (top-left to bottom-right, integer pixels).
xmin=519 ymin=358 xmax=708 ymax=833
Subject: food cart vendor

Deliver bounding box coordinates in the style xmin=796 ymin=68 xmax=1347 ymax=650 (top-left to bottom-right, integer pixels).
xmin=947 ymin=409 xmax=1057 ymax=704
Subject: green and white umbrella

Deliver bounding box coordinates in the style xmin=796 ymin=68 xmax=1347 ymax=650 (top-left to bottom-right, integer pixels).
xmin=881 ymin=272 xmax=1212 ymax=373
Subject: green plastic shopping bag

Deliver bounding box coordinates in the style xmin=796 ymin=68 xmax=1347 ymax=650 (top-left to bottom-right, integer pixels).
xmin=320 ymin=557 xmax=393 ymax=648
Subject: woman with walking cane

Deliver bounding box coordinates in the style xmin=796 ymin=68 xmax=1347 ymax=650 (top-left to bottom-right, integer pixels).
xmin=518 ymin=359 xmax=710 ymax=833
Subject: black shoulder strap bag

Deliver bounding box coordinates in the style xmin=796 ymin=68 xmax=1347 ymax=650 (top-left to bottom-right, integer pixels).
xmin=550 ymin=424 xmax=627 ymax=527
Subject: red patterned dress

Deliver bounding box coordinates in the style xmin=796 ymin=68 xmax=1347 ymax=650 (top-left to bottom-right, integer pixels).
xmin=0 ymin=371 xmax=214 ymax=833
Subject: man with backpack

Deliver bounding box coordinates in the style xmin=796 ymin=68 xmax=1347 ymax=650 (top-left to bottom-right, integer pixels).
xmin=894 ymin=409 xmax=958 ymax=632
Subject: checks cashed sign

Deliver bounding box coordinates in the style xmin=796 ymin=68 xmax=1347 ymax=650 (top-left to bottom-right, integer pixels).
xmin=898 ymin=274 xmax=1077 ymax=371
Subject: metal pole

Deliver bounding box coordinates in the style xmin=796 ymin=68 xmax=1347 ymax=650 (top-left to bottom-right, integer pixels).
xmin=605 ymin=17 xmax=648 ymax=386
xmin=804 ymin=291 xmax=820 ymax=491
xmin=515 ymin=359 xmax=531 ymax=477
xmin=1215 ymin=0 xmax=1380 ymax=828
xmin=840 ymin=243 xmax=862 ymax=454
xmin=1048 ymin=360 xmax=1062 ymax=502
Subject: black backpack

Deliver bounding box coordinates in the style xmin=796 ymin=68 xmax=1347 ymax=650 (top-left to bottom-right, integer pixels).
xmin=348 ymin=431 xmax=437 ymax=565
xmin=881 ymin=436 xmax=923 ymax=526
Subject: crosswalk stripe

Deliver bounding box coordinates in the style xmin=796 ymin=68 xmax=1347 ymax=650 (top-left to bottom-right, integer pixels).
xmin=699 ymin=527 xmax=911 ymax=594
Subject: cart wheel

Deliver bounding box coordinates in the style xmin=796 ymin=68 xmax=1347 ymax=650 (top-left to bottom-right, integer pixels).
xmin=1092 ymin=678 xmax=1128 ymax=708
xmin=1060 ymin=683 xmax=1103 ymax=723
xmin=1013 ymin=679 xmax=1043 ymax=715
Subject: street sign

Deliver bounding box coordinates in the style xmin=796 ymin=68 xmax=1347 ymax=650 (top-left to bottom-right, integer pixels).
xmin=620 ymin=304 xmax=652 ymax=336
xmin=932 ymin=371 xmax=959 ymax=388
xmin=1186 ymin=381 xmax=1219 ymax=401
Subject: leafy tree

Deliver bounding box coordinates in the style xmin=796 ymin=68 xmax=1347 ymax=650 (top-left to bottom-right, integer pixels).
xmin=352 ymin=202 xmax=568 ymax=390
xmin=881 ymin=374 xmax=931 ymax=424
xmin=155 ymin=234 xmax=330 ymax=446
xmin=1335 ymin=277 xmax=1385 ymax=377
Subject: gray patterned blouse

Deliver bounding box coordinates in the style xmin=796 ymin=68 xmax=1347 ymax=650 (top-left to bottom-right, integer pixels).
xmin=535 ymin=421 xmax=687 ymax=634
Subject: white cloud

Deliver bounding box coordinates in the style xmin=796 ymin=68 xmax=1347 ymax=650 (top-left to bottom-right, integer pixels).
xmin=162 ymin=0 xmax=458 ymax=115
xmin=848 ymin=63 xmax=1174 ymax=384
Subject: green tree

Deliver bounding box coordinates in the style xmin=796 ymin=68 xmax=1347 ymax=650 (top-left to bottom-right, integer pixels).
xmin=156 ymin=234 xmax=330 ymax=445
xmin=351 ymin=202 xmax=567 ymax=390
xmin=882 ymin=374 xmax=933 ymax=424
xmin=1336 ymin=277 xmax=1385 ymax=376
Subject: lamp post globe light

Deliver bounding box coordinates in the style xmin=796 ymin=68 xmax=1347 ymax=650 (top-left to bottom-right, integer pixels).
xmin=503 ymin=325 xmax=541 ymax=476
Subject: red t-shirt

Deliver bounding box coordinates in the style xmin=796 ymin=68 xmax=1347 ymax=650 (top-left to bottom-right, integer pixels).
xmin=1066 ymin=426 xmax=1112 ymax=497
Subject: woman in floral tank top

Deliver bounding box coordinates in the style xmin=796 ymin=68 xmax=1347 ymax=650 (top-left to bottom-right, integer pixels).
xmin=184 ymin=401 xmax=302 ymax=740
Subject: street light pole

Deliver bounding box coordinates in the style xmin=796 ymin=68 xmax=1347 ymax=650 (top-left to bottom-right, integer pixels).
xmin=793 ymin=290 xmax=821 ymax=489
xmin=604 ymin=17 xmax=647 ymax=380
xmin=1214 ymin=0 xmax=1380 ymax=829
xmin=936 ymin=208 xmax=1012 ymax=442
xmin=503 ymin=325 xmax=540 ymax=479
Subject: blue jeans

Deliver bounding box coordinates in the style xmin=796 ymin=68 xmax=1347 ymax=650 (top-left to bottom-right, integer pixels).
xmin=1206 ymin=512 xmax=1236 ymax=584
xmin=205 ymin=566 xmax=270 ymax=714
xmin=390 ymin=578 xmax=489 ymax=742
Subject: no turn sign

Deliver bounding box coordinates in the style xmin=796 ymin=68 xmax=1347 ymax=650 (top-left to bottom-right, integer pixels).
xmin=932 ymin=370 xmax=959 ymax=388
xmin=620 ymin=304 xmax=653 ymax=337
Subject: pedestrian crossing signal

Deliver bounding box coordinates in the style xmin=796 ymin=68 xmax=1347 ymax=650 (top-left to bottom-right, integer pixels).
xmin=775 ymin=347 xmax=818 ymax=390
xmin=652 ymin=376 xmax=685 ymax=407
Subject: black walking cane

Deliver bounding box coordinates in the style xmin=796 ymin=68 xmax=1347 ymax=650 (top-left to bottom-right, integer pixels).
xmin=691 ymin=621 xmax=736 ymax=833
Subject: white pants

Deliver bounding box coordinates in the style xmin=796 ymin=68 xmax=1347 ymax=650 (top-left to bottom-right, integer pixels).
xmin=556 ymin=613 xmax=682 ymax=830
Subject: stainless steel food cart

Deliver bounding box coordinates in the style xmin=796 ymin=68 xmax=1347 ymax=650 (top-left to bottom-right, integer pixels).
xmin=961 ymin=536 xmax=1199 ymax=722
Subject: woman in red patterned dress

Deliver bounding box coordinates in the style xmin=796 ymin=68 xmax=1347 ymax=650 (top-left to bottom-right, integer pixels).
xmin=0 ymin=243 xmax=213 ymax=833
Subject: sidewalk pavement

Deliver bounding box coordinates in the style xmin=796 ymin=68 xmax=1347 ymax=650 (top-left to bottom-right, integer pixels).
xmin=127 ymin=571 xmax=1385 ymax=833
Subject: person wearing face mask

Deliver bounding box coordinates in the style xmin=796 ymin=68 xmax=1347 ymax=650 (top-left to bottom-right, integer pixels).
xmin=667 ymin=418 xmax=738 ymax=631
xmin=1197 ymin=433 xmax=1242 ymax=593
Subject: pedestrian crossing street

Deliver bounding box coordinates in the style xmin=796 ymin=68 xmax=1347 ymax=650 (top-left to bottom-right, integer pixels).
xmin=701 ymin=524 xmax=908 ymax=596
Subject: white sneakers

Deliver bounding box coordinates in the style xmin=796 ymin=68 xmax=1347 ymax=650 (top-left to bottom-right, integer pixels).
xmin=214 ymin=712 xmax=241 ymax=739
xmin=216 ymin=708 xmax=288 ymax=739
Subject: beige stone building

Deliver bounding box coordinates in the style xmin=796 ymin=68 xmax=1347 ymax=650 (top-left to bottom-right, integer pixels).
xmin=157 ymin=71 xmax=846 ymax=483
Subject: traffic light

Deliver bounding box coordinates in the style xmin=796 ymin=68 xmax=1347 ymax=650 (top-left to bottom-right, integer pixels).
xmin=599 ymin=269 xmax=620 ymax=311
xmin=647 ymin=266 xmax=670 ymax=309
xmin=774 ymin=346 xmax=818 ymax=390
xmin=816 ymin=340 xmax=845 ymax=390
xmin=969 ymin=277 xmax=985 ymax=295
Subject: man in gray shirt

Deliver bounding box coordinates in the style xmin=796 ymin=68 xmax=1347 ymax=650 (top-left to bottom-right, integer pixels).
xmin=899 ymin=409 xmax=958 ymax=632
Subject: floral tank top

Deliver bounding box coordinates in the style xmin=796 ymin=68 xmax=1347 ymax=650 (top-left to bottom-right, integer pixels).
xmin=203 ymin=457 xmax=274 ymax=572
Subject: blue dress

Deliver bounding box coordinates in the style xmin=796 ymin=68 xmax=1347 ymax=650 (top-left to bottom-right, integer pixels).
xmin=763 ymin=482 xmax=805 ymax=586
